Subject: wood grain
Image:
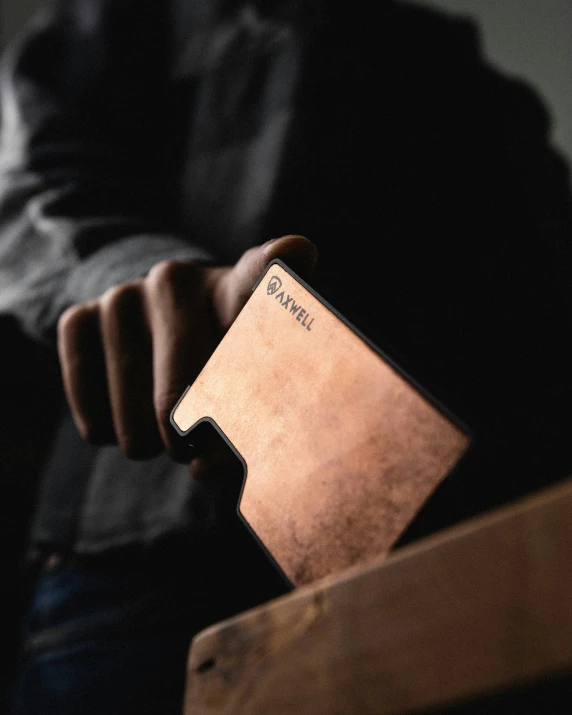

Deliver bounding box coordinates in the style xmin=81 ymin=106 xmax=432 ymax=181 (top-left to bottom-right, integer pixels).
xmin=172 ymin=261 xmax=468 ymax=585
xmin=185 ymin=477 xmax=572 ymax=714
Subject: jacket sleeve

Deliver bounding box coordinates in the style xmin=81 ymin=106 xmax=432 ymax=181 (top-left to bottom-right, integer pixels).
xmin=0 ymin=0 xmax=213 ymax=344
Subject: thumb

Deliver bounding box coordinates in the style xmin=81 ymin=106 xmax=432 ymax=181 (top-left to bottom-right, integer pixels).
xmin=258 ymin=234 xmax=319 ymax=281
xmin=215 ymin=235 xmax=318 ymax=329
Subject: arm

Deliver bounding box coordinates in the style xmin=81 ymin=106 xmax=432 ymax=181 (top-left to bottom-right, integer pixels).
xmin=0 ymin=0 xmax=213 ymax=344
xmin=0 ymin=0 xmax=318 ymax=460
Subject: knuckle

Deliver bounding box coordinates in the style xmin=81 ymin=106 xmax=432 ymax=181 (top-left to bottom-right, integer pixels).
xmin=58 ymin=303 xmax=91 ymax=334
xmin=147 ymin=259 xmax=180 ymax=285
xmin=100 ymin=282 xmax=138 ymax=307
xmin=99 ymin=282 xmax=142 ymax=319
xmin=57 ymin=303 xmax=98 ymax=348
xmin=99 ymin=285 xmax=122 ymax=312
xmin=146 ymin=259 xmax=199 ymax=293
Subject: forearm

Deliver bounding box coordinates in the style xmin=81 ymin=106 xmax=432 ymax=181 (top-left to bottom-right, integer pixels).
xmin=0 ymin=0 xmax=213 ymax=344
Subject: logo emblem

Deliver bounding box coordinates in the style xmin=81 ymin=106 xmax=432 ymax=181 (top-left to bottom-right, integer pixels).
xmin=267 ymin=275 xmax=282 ymax=295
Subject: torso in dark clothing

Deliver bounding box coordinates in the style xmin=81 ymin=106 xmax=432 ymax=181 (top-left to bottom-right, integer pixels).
xmin=5 ymin=0 xmax=570 ymax=554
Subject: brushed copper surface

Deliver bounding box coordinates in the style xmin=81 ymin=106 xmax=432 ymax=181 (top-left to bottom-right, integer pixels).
xmin=172 ymin=262 xmax=469 ymax=586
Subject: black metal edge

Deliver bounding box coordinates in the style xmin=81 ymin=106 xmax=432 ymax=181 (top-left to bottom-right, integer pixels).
xmin=170 ymin=384 xmax=193 ymax=436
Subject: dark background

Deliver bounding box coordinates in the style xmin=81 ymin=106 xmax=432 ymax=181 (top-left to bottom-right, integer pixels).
xmin=3 ymin=0 xmax=572 ymax=166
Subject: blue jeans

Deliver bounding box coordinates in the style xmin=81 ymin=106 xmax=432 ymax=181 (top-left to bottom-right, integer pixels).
xmin=11 ymin=535 xmax=289 ymax=714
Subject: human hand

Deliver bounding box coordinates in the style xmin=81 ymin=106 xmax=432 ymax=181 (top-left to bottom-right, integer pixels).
xmin=57 ymin=235 xmax=318 ymax=461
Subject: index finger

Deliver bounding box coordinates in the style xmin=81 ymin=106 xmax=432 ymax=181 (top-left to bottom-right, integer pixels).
xmin=145 ymin=260 xmax=219 ymax=460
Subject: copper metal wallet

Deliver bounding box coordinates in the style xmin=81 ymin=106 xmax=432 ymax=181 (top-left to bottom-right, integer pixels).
xmin=171 ymin=260 xmax=470 ymax=587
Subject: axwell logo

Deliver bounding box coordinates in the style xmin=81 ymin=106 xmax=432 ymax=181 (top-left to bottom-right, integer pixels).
xmin=267 ymin=275 xmax=282 ymax=295
xmin=267 ymin=276 xmax=314 ymax=332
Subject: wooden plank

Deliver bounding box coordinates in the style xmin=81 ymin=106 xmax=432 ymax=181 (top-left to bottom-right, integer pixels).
xmin=185 ymin=477 xmax=572 ymax=714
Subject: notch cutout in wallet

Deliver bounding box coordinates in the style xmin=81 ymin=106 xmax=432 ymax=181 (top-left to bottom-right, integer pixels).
xmin=171 ymin=260 xmax=470 ymax=587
